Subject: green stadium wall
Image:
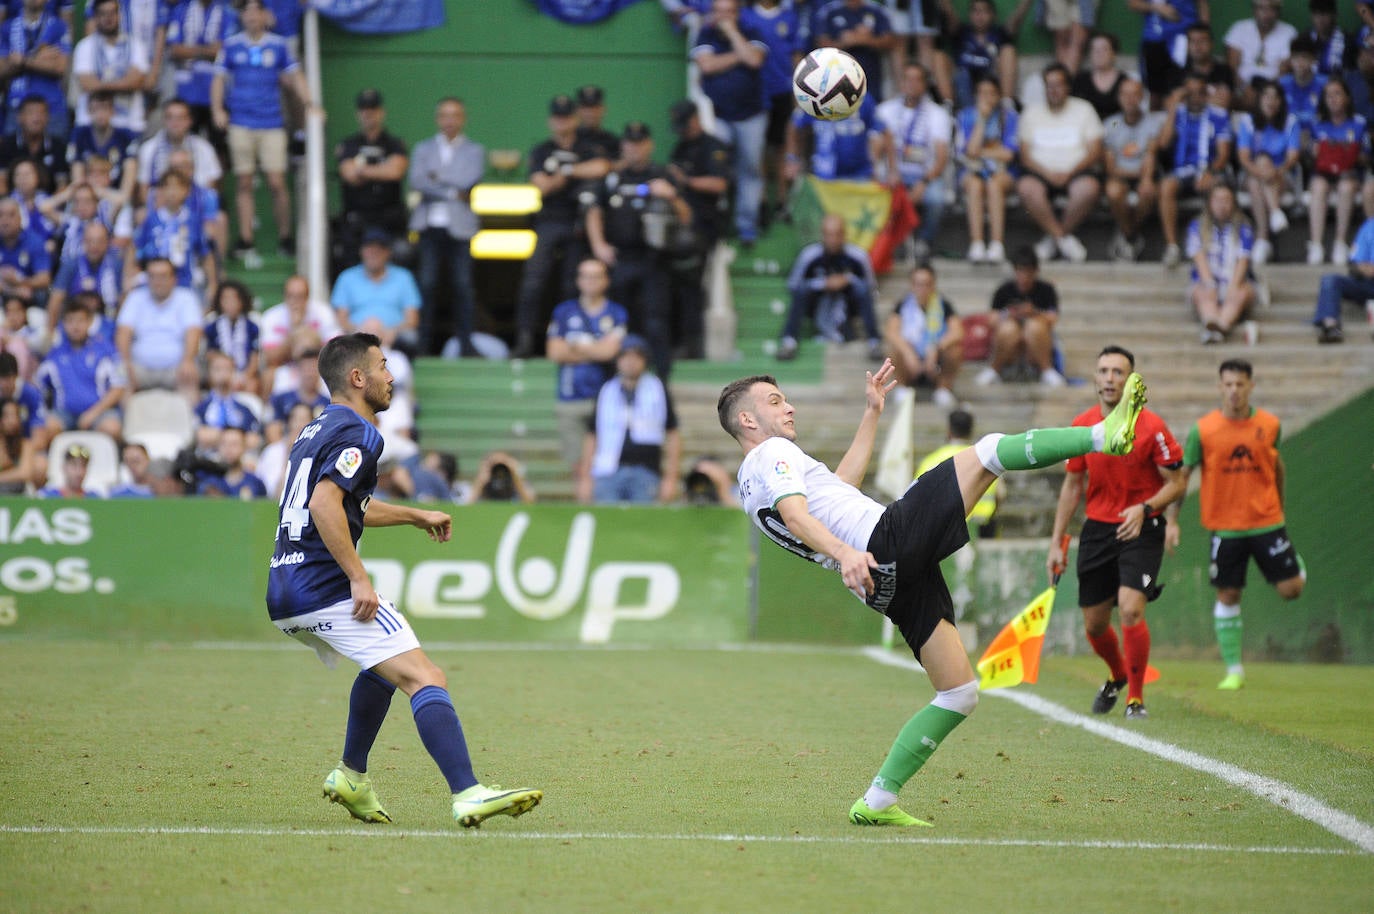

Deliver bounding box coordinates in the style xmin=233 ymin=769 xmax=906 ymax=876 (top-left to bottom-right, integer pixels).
xmin=2 ymin=381 xmax=1369 ymax=662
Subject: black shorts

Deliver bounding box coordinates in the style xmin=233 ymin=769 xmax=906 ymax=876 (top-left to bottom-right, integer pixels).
xmin=1209 ymin=527 xmax=1301 ymax=590
xmin=1076 ymin=516 xmax=1167 ymax=607
xmin=864 ymin=458 xmax=970 ymax=655
xmin=1139 ymin=41 xmax=1175 ymax=97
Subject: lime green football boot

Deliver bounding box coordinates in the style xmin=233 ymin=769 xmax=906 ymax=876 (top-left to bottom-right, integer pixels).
xmin=322 ymin=767 xmax=392 ymax=823
xmin=1103 ymin=372 xmax=1148 ymax=456
xmin=1217 ymin=673 xmax=1245 ymax=691
xmin=849 ymin=798 xmax=933 ymax=827
xmin=452 ymin=784 xmax=543 ymax=829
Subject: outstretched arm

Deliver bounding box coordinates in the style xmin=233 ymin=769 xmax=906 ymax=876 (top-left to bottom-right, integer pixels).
xmin=834 ymin=359 xmax=898 ymax=487
xmin=363 ymin=498 xmax=453 ymax=541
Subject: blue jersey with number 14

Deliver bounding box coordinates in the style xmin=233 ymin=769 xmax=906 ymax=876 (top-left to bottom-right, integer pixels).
xmin=266 ymin=403 xmax=382 ymax=621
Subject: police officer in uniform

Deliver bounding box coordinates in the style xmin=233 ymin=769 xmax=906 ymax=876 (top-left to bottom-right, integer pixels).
xmin=586 ymin=121 xmax=691 ymax=380
xmin=511 ymin=94 xmax=612 ymax=359
xmin=575 ymin=85 xmax=621 ymax=163
xmin=666 ymin=100 xmax=731 ymax=360
xmin=333 ymin=89 xmax=410 ymax=272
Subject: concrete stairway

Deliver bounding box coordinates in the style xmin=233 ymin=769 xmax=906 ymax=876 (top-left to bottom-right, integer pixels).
xmin=669 ymin=260 xmax=1374 ymax=535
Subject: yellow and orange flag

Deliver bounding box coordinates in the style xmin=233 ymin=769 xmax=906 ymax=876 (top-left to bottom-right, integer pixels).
xmin=976 ymin=535 xmax=1069 ymax=690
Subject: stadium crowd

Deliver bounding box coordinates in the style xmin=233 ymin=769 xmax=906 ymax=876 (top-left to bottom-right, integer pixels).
xmin=0 ymin=0 xmax=1371 ymax=503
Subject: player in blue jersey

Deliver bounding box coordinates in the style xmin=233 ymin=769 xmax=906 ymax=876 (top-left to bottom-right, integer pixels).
xmin=266 ymin=332 xmax=542 ymax=828
xmin=1157 ymin=71 xmax=1232 ymax=268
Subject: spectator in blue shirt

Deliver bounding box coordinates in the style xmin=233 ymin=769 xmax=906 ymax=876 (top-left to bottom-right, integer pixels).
xmin=211 ymin=0 xmax=313 ymax=260
xmin=740 ymin=0 xmax=803 ymax=219
xmin=36 ymin=295 xmax=124 ymax=438
xmin=1157 ymin=71 xmax=1232 ymax=268
xmin=546 ymin=257 xmax=629 ymax=478
xmin=10 ymin=159 xmax=56 ymax=248
xmin=1313 ymin=213 xmax=1374 ymax=343
xmin=1279 ymin=36 xmax=1326 ymax=148
xmin=37 ymin=440 xmax=102 ymax=497
xmin=0 ymin=0 xmax=71 ymax=139
xmin=330 ymin=228 xmax=420 ymax=354
xmin=956 ymin=74 xmax=1019 ymax=265
xmin=194 ymin=349 xmax=261 ymax=453
xmin=204 ymin=278 xmax=260 ymax=394
xmin=48 ymin=220 xmax=121 ymax=336
xmin=166 ymin=0 xmax=234 ymax=157
xmin=128 ymin=168 xmax=216 ymax=294
xmin=1187 ymin=183 xmax=1256 ymax=345
xmin=811 ymin=0 xmax=898 ymax=101
xmin=1236 ymin=80 xmax=1299 ymax=266
xmin=196 ymin=426 xmax=267 ymax=498
xmin=944 ymin=0 xmax=1027 ymax=109
xmin=0 ymin=196 xmax=51 ymax=302
xmin=265 ymin=345 xmax=327 ymax=441
xmin=0 ymin=346 xmax=47 ymax=443
xmin=783 ymin=91 xmax=883 ymax=184
xmin=66 ymin=89 xmax=138 ymax=193
xmin=1131 ymin=0 xmax=1205 ymax=110
xmin=692 ymin=0 xmax=769 ymax=246
xmin=107 ymin=440 xmax=154 ymax=497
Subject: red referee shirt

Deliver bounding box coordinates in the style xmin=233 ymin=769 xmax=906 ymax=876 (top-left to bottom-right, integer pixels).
xmin=1066 ymin=406 xmax=1182 ymax=524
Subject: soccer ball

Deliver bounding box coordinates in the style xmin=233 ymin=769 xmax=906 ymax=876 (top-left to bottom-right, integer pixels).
xmin=792 ymin=48 xmax=868 ymax=121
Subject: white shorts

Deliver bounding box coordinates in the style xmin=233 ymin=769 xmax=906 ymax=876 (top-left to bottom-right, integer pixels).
xmin=274 ymin=597 xmax=420 ymax=670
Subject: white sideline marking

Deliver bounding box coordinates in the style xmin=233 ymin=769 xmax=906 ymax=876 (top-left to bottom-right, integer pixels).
xmin=861 ymin=646 xmax=1374 ymax=855
xmin=0 ymin=824 xmax=1356 ymax=855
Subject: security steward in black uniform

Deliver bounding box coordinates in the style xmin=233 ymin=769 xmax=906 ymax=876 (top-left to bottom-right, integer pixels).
xmin=511 ymin=94 xmax=612 ymax=359
xmin=575 ymin=85 xmax=621 ymax=164
xmin=333 ymin=89 xmax=410 ymax=273
xmin=666 ymin=100 xmax=731 ymax=360
xmin=585 ymin=121 xmax=691 ymax=380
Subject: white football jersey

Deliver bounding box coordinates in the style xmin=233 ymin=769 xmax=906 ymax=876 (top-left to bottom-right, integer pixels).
xmin=736 ymin=437 xmax=885 ymax=571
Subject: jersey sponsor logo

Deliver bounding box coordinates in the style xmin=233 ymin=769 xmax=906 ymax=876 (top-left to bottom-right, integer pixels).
xmin=280 ymin=620 xmax=332 ymax=636
xmin=1268 ymin=536 xmax=1292 ymax=558
xmin=336 ymin=447 xmax=363 ymax=478
xmin=269 ymin=551 xmax=305 ymax=568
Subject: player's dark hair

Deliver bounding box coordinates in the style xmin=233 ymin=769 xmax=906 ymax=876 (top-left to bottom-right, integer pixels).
xmin=718 ymin=374 xmax=778 ymax=439
xmin=1010 ymin=245 xmax=1038 ymax=269
xmin=1186 ymin=22 xmax=1212 ymax=38
xmin=71 ymin=291 xmax=103 ymax=315
xmin=1098 ymin=344 xmax=1135 ymax=369
xmin=948 ymin=409 xmax=974 ymax=440
xmin=61 ymin=296 xmax=93 ymax=318
xmin=318 ymin=332 xmax=381 ymax=397
xmin=1289 ymin=35 xmax=1317 ymax=59
xmin=17 ymin=93 xmax=47 ymax=112
xmin=1218 ymin=358 xmax=1253 ymax=378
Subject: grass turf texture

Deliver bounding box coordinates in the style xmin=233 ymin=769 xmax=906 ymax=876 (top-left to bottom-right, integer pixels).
xmin=2 ymin=643 xmax=1370 ymax=914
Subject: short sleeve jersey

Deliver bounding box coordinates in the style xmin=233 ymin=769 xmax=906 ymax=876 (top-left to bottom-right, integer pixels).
xmin=1066 ymin=406 xmax=1182 ymax=523
xmin=214 ymin=30 xmax=297 ymax=130
xmin=990 ymin=278 xmax=1057 ymax=314
xmin=547 ymin=298 xmax=628 ymax=402
xmin=1183 ymin=407 xmax=1284 ymax=535
xmin=1102 ymin=111 xmax=1163 ymax=175
xmin=266 ymin=404 xmax=383 ymax=620
xmin=736 ymin=436 xmax=885 ymax=571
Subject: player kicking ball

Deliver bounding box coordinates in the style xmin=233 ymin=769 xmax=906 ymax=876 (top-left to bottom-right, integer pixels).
xmin=718 ymin=360 xmax=1147 ymax=826
xmin=266 ymin=332 xmax=541 ymax=828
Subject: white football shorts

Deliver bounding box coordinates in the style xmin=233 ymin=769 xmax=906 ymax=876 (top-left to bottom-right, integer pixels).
xmin=274 ymin=596 xmax=420 ymax=670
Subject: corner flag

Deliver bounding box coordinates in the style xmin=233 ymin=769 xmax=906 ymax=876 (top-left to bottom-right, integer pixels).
xmin=976 ymin=535 xmax=1070 ymax=690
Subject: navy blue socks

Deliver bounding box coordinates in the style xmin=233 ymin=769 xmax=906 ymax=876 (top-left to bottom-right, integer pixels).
xmin=411 ymin=685 xmax=478 ymax=793
xmin=341 ymin=669 xmax=395 ymax=773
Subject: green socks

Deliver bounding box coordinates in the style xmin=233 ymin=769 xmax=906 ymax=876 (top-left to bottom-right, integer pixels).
xmin=871 ymin=704 xmax=968 ymax=794
xmin=994 ymin=426 xmax=1097 ymax=471
xmin=1214 ymin=602 xmax=1244 ymax=671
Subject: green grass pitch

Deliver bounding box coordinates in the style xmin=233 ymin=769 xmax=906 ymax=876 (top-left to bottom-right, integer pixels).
xmin=1 ymin=641 xmax=1371 ymax=913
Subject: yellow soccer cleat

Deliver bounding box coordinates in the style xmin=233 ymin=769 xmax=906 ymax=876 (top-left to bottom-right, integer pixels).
xmin=323 ymin=766 xmax=392 ymax=823
xmin=452 ymin=783 xmax=543 ymax=829
xmin=1103 ymin=372 xmax=1148 ymax=456
xmin=849 ymin=798 xmax=933 ymax=827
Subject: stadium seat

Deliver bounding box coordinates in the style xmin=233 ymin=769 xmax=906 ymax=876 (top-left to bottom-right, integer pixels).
xmin=46 ymin=430 xmax=120 ymax=495
xmin=125 ymin=431 xmax=186 ymax=461
xmin=123 ymin=390 xmax=195 ymax=449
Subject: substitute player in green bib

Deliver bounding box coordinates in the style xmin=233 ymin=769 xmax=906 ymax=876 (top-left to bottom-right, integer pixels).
xmin=719 ymin=358 xmax=1147 ymax=827
xmin=1180 ymin=358 xmax=1306 ymax=690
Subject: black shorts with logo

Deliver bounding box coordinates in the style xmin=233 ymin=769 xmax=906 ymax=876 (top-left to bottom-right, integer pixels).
xmin=1209 ymin=527 xmax=1300 ymax=589
xmin=864 ymin=458 xmax=970 ymax=655
xmin=1076 ymin=515 xmax=1166 ymax=607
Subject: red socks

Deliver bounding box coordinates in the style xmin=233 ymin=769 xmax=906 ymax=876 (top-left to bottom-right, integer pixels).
xmin=1086 ymin=626 xmax=1128 ymax=683
xmin=1122 ymin=622 xmax=1151 ymax=703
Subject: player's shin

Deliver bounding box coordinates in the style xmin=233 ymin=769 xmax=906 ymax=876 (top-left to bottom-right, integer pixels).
xmin=342 ymin=669 xmax=396 ymax=773
xmin=1214 ymin=601 xmax=1244 ymax=674
xmin=979 ymin=427 xmax=1097 ymax=474
xmin=865 ymin=680 xmax=978 ymax=807
xmin=411 ymin=685 xmax=479 ymax=793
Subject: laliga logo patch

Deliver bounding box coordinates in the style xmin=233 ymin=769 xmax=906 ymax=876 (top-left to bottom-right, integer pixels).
xmin=773 ymin=460 xmax=790 ymax=476
xmin=336 ymin=447 xmax=363 ymax=479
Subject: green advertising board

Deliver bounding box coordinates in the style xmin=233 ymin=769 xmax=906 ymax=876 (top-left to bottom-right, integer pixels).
xmin=0 ymin=500 xmax=750 ymax=645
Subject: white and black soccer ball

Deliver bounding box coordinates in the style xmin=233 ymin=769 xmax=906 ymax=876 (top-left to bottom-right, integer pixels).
xmin=792 ymin=47 xmax=868 ymax=121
